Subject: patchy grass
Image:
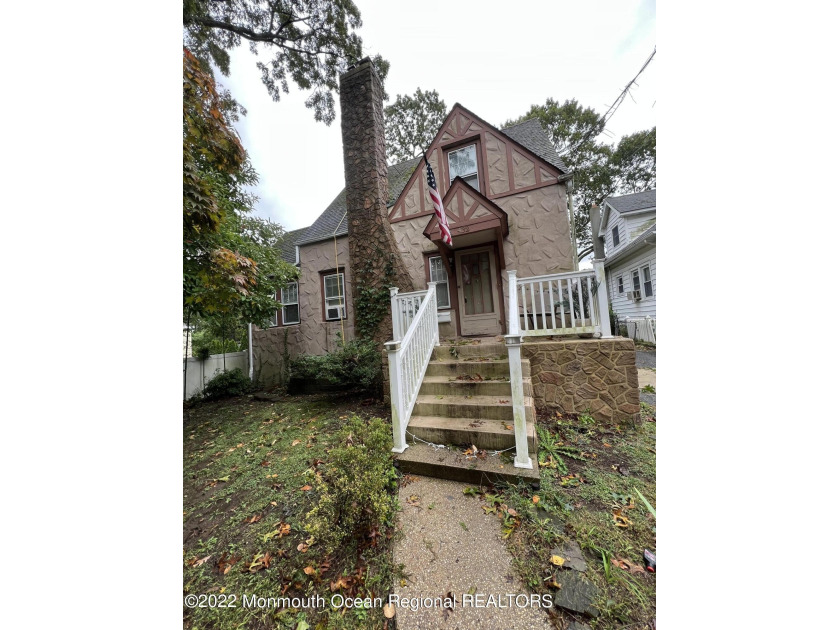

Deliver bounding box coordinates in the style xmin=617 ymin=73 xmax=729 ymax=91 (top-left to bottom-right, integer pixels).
xmin=485 ymin=407 xmax=656 ymax=629
xmin=183 ymin=392 xmax=402 ymax=630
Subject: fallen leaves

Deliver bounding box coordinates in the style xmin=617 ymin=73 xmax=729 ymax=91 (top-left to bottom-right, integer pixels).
xmin=263 ymin=522 xmax=291 ymax=543
xmin=611 ymin=556 xmax=645 ymax=575
xmin=407 ymin=495 xmax=422 ymax=508
xmin=248 ymin=552 xmax=271 ymax=573
xmin=300 ymin=485 xmax=312 ymax=491
xmin=330 ymin=576 xmax=352 ymax=591
xmin=550 ymin=554 xmax=565 ymax=566
xmin=612 ymin=507 xmax=633 ymax=528
xmin=532 ymin=495 xmax=540 ymax=504
xmin=559 ymin=473 xmax=584 ymax=487
xmin=189 ymin=555 xmax=211 ymax=567
xmin=383 ymin=603 xmax=396 ymax=618
xmin=217 ymin=552 xmax=241 ymax=575
xmin=291 ymin=440 xmax=301 ymax=447
xmin=243 ymin=514 xmax=262 ymax=524
xmin=303 ymin=566 xmax=316 ymax=576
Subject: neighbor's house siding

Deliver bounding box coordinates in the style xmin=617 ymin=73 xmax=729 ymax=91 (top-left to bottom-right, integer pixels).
xmin=252 ymin=236 xmax=354 ymax=385
xmin=605 ymin=245 xmax=656 ymax=320
xmin=623 ymin=211 xmax=655 ymax=241
xmin=602 ymin=205 xmax=627 ymax=258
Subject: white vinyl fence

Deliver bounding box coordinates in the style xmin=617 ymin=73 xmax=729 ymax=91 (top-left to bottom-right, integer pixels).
xmin=622 ymin=317 xmax=656 ymax=344
xmin=183 ymin=351 xmax=248 ymax=399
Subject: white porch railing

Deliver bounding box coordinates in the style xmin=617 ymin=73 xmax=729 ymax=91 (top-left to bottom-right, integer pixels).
xmin=391 ymin=288 xmax=428 ymax=342
xmin=386 ymin=283 xmax=440 ymax=453
xmin=504 ymin=266 xmax=612 ymax=470
xmin=514 ymin=269 xmax=604 ymax=337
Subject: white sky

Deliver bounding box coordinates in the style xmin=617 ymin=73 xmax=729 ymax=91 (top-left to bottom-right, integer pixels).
xmin=223 ymin=0 xmax=656 ymax=233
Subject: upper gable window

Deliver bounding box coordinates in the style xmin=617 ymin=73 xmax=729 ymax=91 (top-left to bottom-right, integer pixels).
xmin=612 ymin=226 xmax=620 ymax=247
xmin=448 ymin=145 xmax=479 ymax=191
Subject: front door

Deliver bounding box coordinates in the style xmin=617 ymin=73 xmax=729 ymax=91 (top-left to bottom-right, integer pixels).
xmin=455 ymin=246 xmax=502 ymax=336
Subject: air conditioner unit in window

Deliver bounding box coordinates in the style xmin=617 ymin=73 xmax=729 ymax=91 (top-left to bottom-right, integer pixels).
xmin=626 ymin=290 xmax=642 ymax=301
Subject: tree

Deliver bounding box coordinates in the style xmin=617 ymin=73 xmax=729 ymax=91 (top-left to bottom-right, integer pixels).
xmin=183 ymin=47 xmax=298 ymax=394
xmin=612 ymin=127 xmax=656 ymax=194
xmin=384 ymin=88 xmax=447 ymax=163
xmin=183 ymin=0 xmax=389 ymax=124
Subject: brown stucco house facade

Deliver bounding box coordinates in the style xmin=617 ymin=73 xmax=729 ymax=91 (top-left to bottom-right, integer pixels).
xmin=252 ymin=104 xmax=578 ymax=384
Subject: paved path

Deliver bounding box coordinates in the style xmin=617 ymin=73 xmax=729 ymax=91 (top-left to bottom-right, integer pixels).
xmin=636 ymin=350 xmax=656 ymax=408
xmin=393 ymin=476 xmax=552 ymax=630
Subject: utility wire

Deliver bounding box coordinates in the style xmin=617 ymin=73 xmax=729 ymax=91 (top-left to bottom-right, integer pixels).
xmin=559 ymin=47 xmax=656 ymax=158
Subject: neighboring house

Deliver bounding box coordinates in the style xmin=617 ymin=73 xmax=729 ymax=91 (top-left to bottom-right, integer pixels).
xmin=252 ymin=103 xmax=577 ymax=383
xmin=599 ymin=190 xmax=656 ymax=342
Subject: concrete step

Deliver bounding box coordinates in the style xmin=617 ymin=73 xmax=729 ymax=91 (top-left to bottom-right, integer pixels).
xmin=426 ymin=359 xmax=531 ymax=379
xmin=395 ymin=442 xmax=539 ymax=485
xmin=413 ymin=394 xmax=536 ymax=423
xmin=407 ymin=415 xmax=537 ymax=451
xmin=418 ymin=375 xmax=516 ymax=397
xmin=433 ymin=342 xmax=507 ymax=360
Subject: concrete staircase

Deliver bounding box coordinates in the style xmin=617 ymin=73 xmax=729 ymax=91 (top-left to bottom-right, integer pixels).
xmin=395 ymin=341 xmax=540 ymax=485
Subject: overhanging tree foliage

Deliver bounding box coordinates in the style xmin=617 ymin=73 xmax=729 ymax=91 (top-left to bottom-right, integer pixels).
xmin=504 ymin=98 xmax=656 ymax=253
xmin=183 ymin=47 xmax=298 ymax=390
xmin=183 ymin=0 xmax=389 ymax=124
xmin=384 ymin=88 xmax=447 ymax=163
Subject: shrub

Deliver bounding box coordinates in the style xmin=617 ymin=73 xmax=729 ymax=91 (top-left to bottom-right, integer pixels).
xmin=203 ymin=368 xmax=252 ymax=399
xmin=305 ymin=416 xmax=397 ymax=554
xmin=289 ymin=339 xmax=382 ymax=392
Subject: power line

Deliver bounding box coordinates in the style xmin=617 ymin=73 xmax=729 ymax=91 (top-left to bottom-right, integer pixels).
xmin=559 ymin=47 xmax=656 ymax=158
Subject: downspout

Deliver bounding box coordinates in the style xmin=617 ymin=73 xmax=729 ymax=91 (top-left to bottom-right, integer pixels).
xmin=333 ymin=211 xmax=347 ymax=344
xmin=562 ymin=175 xmax=579 ymax=271
xmin=248 ymin=322 xmax=254 ymax=382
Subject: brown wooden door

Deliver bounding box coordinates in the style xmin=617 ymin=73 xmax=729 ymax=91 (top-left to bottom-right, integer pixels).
xmin=455 ymin=246 xmax=501 ymax=336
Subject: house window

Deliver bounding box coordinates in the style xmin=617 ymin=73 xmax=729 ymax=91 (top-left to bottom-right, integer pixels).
xmin=294 ymin=245 xmax=300 ymax=265
xmin=448 ymin=144 xmax=479 ymax=190
xmin=429 ymin=256 xmax=450 ymax=308
xmin=269 ymin=304 xmax=278 ymax=327
xmin=617 ymin=275 xmax=624 ymax=294
xmin=281 ymin=282 xmax=300 ymax=325
xmin=612 ymin=226 xmax=620 ymax=247
xmin=641 ymin=265 xmax=653 ymax=297
xmin=632 ymin=269 xmax=641 ymax=293
xmin=323 ymin=273 xmax=346 ymax=321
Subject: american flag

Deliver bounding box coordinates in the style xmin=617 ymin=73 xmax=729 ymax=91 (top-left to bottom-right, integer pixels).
xmin=424 ymin=155 xmax=452 ymax=246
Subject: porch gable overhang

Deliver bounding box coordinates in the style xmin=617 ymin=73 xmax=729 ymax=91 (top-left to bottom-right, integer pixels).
xmin=422 ymin=177 xmax=509 ymax=249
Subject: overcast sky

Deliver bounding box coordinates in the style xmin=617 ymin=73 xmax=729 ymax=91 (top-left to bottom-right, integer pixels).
xmin=223 ymin=0 xmax=656 ymax=233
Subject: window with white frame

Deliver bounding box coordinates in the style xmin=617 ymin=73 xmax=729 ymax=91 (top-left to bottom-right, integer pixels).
xmin=280 ymin=282 xmax=300 ymax=325
xmin=429 ymin=256 xmax=450 ymax=308
xmin=268 ymin=302 xmax=278 ymax=327
xmin=632 ymin=269 xmax=641 ymax=293
xmin=641 ymin=265 xmax=653 ymax=297
xmin=617 ymin=275 xmax=624 ymax=293
xmin=612 ymin=225 xmax=620 ymax=247
xmin=323 ymin=273 xmax=346 ymax=321
xmin=447 ymin=144 xmax=479 ymax=190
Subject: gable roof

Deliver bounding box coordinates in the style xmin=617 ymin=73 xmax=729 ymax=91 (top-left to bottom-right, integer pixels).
xmin=500 ymin=118 xmax=568 ymax=173
xmin=604 ymin=189 xmax=656 ymax=214
xmin=295 ymin=107 xmax=567 ymax=246
xmin=295 ymin=156 xmax=419 ymax=246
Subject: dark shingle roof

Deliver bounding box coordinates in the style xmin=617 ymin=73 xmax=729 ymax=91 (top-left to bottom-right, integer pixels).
xmin=296 ymin=156 xmax=420 ymax=246
xmin=295 ymin=116 xmax=567 ymax=245
xmin=605 ymin=190 xmax=656 ymax=214
xmin=278 ymin=227 xmax=309 ymax=264
xmin=500 ymin=118 xmax=569 ymax=173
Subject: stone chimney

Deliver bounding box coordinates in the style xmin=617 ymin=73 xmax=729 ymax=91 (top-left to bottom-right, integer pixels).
xmin=339 ymin=58 xmax=414 ymax=345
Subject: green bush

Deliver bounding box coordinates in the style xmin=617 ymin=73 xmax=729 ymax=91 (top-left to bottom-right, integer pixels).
xmin=289 ymin=339 xmax=381 ymax=392
xmin=203 ymin=368 xmax=252 ymax=399
xmin=305 ymin=416 xmax=397 ymax=554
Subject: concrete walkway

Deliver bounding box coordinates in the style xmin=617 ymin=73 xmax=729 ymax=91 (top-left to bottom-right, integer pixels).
xmin=636 ymin=350 xmax=656 ymax=408
xmin=393 ymin=476 xmax=552 ymax=630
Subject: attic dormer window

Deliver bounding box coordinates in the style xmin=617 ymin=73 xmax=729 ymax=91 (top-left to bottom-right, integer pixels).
xmin=448 ymin=144 xmax=479 ymax=191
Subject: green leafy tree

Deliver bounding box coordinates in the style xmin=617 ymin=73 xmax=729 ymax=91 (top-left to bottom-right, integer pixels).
xmin=384 ymin=88 xmax=447 ymax=163
xmin=183 ymin=47 xmax=298 ymax=392
xmin=612 ymin=127 xmax=656 ymax=193
xmin=183 ymin=0 xmax=389 ymax=124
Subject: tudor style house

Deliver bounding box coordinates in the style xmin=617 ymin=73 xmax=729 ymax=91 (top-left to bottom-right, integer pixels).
xmin=251 ymin=59 xmax=638 ymax=480
xmin=598 ymin=190 xmax=657 ymax=343
xmin=252 ymin=103 xmax=580 ymax=381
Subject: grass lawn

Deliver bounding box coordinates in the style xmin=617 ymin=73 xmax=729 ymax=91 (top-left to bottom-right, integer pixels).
xmin=183 ymin=391 xmax=401 ymax=630
xmin=465 ymin=405 xmax=657 ymax=629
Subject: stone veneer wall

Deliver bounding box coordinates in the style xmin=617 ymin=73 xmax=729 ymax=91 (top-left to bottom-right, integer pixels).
xmin=522 ymin=338 xmax=640 ymax=422
xmin=383 ymin=338 xmax=640 ymax=423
